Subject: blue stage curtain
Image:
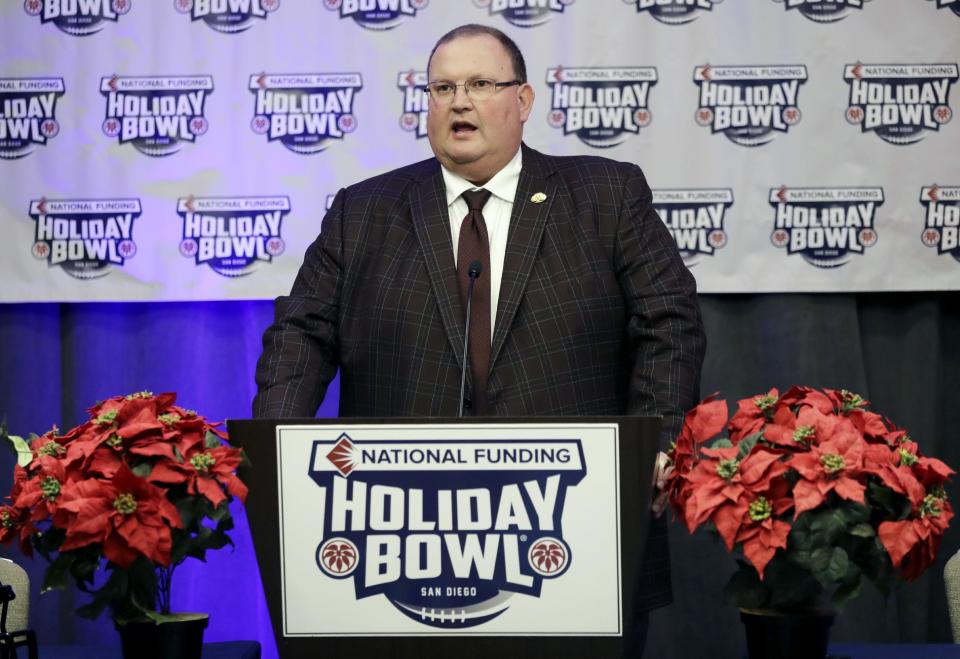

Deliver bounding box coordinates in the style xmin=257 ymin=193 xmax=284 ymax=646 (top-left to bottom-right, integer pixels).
xmin=1 ymin=293 xmax=957 ymax=658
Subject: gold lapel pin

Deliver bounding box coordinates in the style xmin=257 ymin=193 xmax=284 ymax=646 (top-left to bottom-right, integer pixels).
xmin=531 ymin=192 xmax=547 ymax=203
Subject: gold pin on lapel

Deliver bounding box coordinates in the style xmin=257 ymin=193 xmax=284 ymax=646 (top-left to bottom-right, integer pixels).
xmin=531 ymin=192 xmax=547 ymax=203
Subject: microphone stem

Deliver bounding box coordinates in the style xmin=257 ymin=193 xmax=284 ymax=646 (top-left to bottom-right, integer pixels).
xmin=458 ymin=275 xmax=477 ymax=418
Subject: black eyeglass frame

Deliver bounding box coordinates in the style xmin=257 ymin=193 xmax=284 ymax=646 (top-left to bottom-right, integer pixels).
xmin=426 ymin=79 xmax=522 ymax=99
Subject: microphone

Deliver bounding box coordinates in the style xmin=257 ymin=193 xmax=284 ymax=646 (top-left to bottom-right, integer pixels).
xmin=458 ymin=260 xmax=483 ymax=417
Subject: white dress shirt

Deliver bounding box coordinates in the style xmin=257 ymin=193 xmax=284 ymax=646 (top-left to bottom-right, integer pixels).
xmin=441 ymin=148 xmax=522 ymax=344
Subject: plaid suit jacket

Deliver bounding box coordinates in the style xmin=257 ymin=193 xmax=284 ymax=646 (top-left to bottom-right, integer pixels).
xmin=254 ymin=143 xmax=706 ymax=610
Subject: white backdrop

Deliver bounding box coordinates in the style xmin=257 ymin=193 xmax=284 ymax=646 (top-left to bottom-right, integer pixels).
xmin=1 ymin=0 xmax=958 ymax=302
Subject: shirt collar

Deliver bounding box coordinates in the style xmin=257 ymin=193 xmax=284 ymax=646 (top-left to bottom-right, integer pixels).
xmin=441 ymin=147 xmax=523 ymax=207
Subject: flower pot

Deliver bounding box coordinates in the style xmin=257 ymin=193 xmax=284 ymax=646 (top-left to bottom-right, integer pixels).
xmin=740 ymin=608 xmax=834 ymax=659
xmin=115 ymin=613 xmax=209 ymax=659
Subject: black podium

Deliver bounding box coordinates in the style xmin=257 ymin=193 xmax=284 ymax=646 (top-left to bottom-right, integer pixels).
xmin=228 ymin=416 xmax=660 ymax=659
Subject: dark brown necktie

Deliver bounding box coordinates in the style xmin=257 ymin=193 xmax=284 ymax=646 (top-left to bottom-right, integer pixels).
xmin=457 ymin=189 xmax=493 ymax=414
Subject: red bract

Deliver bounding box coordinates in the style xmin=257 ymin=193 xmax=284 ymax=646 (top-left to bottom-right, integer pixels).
xmin=878 ymin=496 xmax=953 ymax=581
xmin=54 ymin=464 xmax=181 ymax=568
xmin=790 ymin=431 xmax=869 ymax=516
xmin=666 ymin=387 xmax=954 ymax=601
xmin=733 ymin=482 xmax=793 ymax=579
xmin=728 ymin=388 xmax=779 ymax=441
xmin=148 ymin=445 xmax=248 ymax=509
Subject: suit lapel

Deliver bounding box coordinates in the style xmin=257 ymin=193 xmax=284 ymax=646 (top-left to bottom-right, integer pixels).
xmin=490 ymin=146 xmax=556 ymax=373
xmin=409 ymin=161 xmax=466 ymax=367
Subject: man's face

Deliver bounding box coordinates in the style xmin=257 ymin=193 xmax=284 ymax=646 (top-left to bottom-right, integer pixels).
xmin=427 ymin=34 xmax=534 ymax=186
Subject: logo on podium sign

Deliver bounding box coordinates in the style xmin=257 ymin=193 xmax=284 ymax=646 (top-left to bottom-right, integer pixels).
xmin=276 ymin=424 xmax=623 ymax=636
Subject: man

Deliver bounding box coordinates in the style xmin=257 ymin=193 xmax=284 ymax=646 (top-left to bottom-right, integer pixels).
xmin=255 ymin=24 xmax=705 ymax=655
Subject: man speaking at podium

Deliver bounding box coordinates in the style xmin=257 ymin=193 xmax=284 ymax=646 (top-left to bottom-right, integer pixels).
xmin=254 ymin=23 xmax=705 ymax=655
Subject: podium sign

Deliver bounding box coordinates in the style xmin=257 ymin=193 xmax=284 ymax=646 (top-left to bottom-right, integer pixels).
xmin=230 ymin=416 xmax=659 ymax=658
xmin=278 ymin=423 xmax=621 ymax=636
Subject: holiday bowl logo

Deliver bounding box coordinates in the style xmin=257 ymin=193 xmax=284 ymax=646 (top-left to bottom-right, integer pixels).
xmin=843 ymin=63 xmax=957 ymax=145
xmin=24 ymin=0 xmax=131 ymax=36
xmin=177 ymin=196 xmax=289 ymax=277
xmin=546 ymin=66 xmax=656 ymax=148
xmin=769 ymin=186 xmax=883 ymax=268
xmin=625 ymin=0 xmax=722 ymax=25
xmin=928 ymin=0 xmax=960 ymax=18
xmin=473 ymin=0 xmax=574 ymax=28
xmin=694 ymin=64 xmax=807 ymax=146
xmin=322 ymin=0 xmax=428 ymax=30
xmin=174 ymin=0 xmax=280 ymax=33
xmin=920 ymin=185 xmax=960 ymax=263
xmin=100 ymin=75 xmax=213 ymax=156
xmin=308 ymin=433 xmax=586 ymax=629
xmin=397 ymin=70 xmax=428 ymax=138
xmin=654 ymin=189 xmax=733 ymax=266
xmin=0 ymin=78 xmax=65 ymax=159
xmin=28 ymin=198 xmax=140 ymax=279
xmin=771 ymin=0 xmax=869 ymax=23
xmin=249 ymin=73 xmax=362 ymax=154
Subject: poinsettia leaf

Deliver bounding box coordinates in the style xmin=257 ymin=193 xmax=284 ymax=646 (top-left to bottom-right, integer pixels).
xmin=33 ymin=527 xmax=66 ymax=556
xmin=737 ymin=431 xmax=763 ymax=461
xmin=1 ymin=428 xmax=34 ymax=468
xmin=765 ymin=556 xmax=823 ymax=609
xmin=839 ymin=503 xmax=869 ymax=525
xmin=68 ymin=548 xmax=103 ymax=586
xmin=723 ymin=560 xmax=769 ymax=609
xmin=176 ymin=496 xmax=205 ymax=530
xmin=867 ymin=481 xmax=911 ymax=520
xmin=788 ymin=516 xmax=816 ymax=551
xmin=207 ymin=501 xmax=231 ymax=523
xmin=710 ymin=438 xmax=733 ymax=450
xmin=831 ymin=578 xmax=862 ymax=606
xmin=204 ymin=430 xmax=222 ymax=450
xmin=131 ymin=461 xmax=153 ymax=479
xmin=849 ymin=523 xmax=874 ymax=538
xmin=811 ymin=546 xmax=849 ymax=586
xmin=42 ymin=554 xmax=75 ymax=593
xmin=809 ymin=508 xmax=848 ymax=544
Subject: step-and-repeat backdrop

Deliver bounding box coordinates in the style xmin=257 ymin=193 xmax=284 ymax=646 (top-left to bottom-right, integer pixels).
xmin=2 ymin=0 xmax=958 ymax=301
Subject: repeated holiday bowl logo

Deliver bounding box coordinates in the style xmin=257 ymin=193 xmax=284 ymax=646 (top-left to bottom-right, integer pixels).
xmin=249 ymin=73 xmax=362 ymax=154
xmin=100 ymin=75 xmax=214 ymax=156
xmin=473 ymin=0 xmax=574 ymax=28
xmin=919 ymin=185 xmax=960 ymax=263
xmin=625 ymin=0 xmax=722 ymax=25
xmin=928 ymin=0 xmax=960 ymax=18
xmin=177 ymin=195 xmax=289 ymax=277
xmin=28 ymin=197 xmax=140 ymax=279
xmin=769 ymin=186 xmax=883 ymax=268
xmin=24 ymin=0 xmax=131 ymax=35
xmin=397 ymin=70 xmax=428 ymax=139
xmin=653 ymin=189 xmax=734 ymax=267
xmin=308 ymin=434 xmax=586 ymax=629
xmin=546 ymin=66 xmax=657 ymax=147
xmin=322 ymin=0 xmax=428 ymax=30
xmin=0 ymin=78 xmax=65 ymax=159
xmin=694 ymin=64 xmax=807 ymax=146
xmin=843 ymin=63 xmax=957 ymax=145
xmin=174 ymin=0 xmax=281 ymax=33
xmin=771 ymin=0 xmax=869 ymax=23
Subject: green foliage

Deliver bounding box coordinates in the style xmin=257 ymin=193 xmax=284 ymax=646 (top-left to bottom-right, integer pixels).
xmin=723 ymin=493 xmax=899 ymax=611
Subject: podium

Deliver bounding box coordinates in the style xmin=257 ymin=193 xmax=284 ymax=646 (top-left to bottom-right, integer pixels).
xmin=228 ymin=416 xmax=660 ymax=659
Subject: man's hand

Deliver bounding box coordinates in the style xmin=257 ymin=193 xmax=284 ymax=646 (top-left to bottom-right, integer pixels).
xmin=651 ymin=451 xmax=673 ymax=518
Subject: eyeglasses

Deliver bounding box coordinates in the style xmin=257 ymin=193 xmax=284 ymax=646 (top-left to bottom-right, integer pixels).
xmin=426 ymin=78 xmax=521 ymax=102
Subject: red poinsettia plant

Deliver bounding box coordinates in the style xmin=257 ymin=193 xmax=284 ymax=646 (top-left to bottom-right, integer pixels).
xmin=0 ymin=392 xmax=248 ymax=622
xmin=665 ymin=386 xmax=953 ymax=611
